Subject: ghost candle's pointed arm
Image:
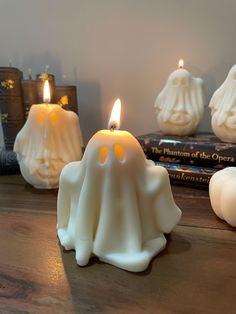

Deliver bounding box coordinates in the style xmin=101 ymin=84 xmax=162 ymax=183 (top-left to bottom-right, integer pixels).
xmin=147 ymin=165 xmax=182 ymax=233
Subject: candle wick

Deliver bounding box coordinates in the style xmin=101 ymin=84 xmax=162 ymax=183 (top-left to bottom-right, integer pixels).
xmin=109 ymin=123 xmax=117 ymax=132
xmin=28 ymin=68 xmax=32 ymax=80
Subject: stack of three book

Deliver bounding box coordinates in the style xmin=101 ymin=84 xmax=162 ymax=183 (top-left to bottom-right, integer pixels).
xmin=136 ymin=132 xmax=236 ymax=189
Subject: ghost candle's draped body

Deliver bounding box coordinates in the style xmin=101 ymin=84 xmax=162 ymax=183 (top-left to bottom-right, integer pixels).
xmin=14 ymin=80 xmax=83 ymax=189
xmin=57 ymin=100 xmax=181 ymax=272
xmin=154 ymin=60 xmax=204 ymax=136
xmin=210 ymin=64 xmax=236 ymax=143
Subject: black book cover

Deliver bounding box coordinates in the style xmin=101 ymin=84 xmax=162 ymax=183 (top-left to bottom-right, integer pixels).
xmin=137 ymin=132 xmax=236 ymax=169
xmin=155 ymin=162 xmax=216 ymax=189
xmin=0 ymin=150 xmax=20 ymax=174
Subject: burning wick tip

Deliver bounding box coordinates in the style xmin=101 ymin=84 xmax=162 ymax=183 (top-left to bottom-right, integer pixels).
xmin=109 ymin=122 xmax=118 ymax=132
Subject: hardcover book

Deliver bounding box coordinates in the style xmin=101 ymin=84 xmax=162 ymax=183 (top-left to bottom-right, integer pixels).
xmin=155 ymin=162 xmax=216 ymax=189
xmin=137 ymin=132 xmax=236 ymax=169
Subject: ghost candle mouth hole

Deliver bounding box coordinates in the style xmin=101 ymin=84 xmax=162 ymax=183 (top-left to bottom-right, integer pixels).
xmin=98 ymin=146 xmax=108 ymax=164
xmin=114 ymin=144 xmax=125 ymax=161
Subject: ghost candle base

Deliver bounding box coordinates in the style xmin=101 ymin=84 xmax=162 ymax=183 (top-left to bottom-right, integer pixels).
xmin=57 ymin=130 xmax=182 ymax=272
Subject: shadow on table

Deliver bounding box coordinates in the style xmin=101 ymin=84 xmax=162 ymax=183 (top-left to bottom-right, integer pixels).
xmin=58 ymin=230 xmax=191 ymax=312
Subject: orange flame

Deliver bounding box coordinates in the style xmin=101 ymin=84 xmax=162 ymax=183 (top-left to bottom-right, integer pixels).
xmin=178 ymin=59 xmax=184 ymax=69
xmin=108 ymin=98 xmax=121 ymax=130
xmin=43 ymin=80 xmax=51 ymax=103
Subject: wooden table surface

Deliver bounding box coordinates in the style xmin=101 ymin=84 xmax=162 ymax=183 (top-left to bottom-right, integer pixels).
xmin=0 ymin=175 xmax=236 ymax=314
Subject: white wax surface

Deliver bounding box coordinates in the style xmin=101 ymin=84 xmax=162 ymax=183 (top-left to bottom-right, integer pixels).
xmin=210 ymin=64 xmax=236 ymax=143
xmin=209 ymin=167 xmax=236 ymax=227
xmin=154 ymin=68 xmax=204 ymax=136
xmin=14 ymin=104 xmax=83 ymax=189
xmin=57 ymin=129 xmax=181 ymax=272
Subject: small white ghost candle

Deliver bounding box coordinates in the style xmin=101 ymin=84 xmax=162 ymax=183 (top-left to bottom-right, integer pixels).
xmin=14 ymin=80 xmax=83 ymax=189
xmin=209 ymin=65 xmax=236 ymax=143
xmin=154 ymin=60 xmax=204 ymax=136
xmin=57 ymin=99 xmax=181 ymax=272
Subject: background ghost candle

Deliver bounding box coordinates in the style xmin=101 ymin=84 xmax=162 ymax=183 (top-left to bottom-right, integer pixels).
xmin=154 ymin=60 xmax=204 ymax=136
xmin=14 ymin=80 xmax=83 ymax=189
xmin=209 ymin=64 xmax=236 ymax=143
xmin=57 ymin=98 xmax=181 ymax=272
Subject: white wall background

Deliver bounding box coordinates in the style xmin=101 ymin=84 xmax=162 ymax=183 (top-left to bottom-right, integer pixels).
xmin=0 ymin=0 xmax=236 ymax=144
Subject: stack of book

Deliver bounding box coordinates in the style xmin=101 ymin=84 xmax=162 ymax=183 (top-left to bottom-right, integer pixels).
xmin=136 ymin=132 xmax=236 ymax=189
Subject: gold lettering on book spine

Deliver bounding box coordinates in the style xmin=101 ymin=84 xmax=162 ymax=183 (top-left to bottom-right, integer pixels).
xmin=169 ymin=173 xmax=210 ymax=184
xmin=150 ymin=146 xmax=235 ymax=164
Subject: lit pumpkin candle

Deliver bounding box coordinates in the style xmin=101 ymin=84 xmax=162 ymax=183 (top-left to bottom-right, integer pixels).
xmin=154 ymin=59 xmax=204 ymax=136
xmin=57 ymin=98 xmax=181 ymax=272
xmin=14 ymin=80 xmax=83 ymax=189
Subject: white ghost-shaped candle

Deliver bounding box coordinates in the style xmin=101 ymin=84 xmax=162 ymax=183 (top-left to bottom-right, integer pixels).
xmin=57 ymin=99 xmax=181 ymax=272
xmin=154 ymin=60 xmax=204 ymax=136
xmin=14 ymin=80 xmax=83 ymax=189
xmin=209 ymin=65 xmax=236 ymax=143
xmin=209 ymin=167 xmax=236 ymax=227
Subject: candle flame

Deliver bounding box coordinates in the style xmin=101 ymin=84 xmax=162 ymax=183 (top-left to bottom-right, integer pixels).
xmin=43 ymin=80 xmax=51 ymax=103
xmin=178 ymin=59 xmax=184 ymax=69
xmin=108 ymin=98 xmax=121 ymax=130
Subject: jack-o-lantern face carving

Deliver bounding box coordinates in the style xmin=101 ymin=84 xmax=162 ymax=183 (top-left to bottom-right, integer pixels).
xmin=210 ymin=64 xmax=236 ymax=143
xmin=14 ymin=105 xmax=83 ymax=188
xmin=154 ymin=69 xmax=204 ymax=136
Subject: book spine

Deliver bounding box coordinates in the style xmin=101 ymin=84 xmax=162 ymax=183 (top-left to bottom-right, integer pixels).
xmin=0 ymin=67 xmax=25 ymax=150
xmin=0 ymin=150 xmax=20 ymax=174
xmin=21 ymin=80 xmax=38 ymax=119
xmin=138 ymin=138 xmax=236 ymax=169
xmin=155 ymin=162 xmax=215 ymax=189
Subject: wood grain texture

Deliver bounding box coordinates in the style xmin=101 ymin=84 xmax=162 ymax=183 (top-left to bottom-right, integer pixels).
xmin=0 ymin=175 xmax=236 ymax=313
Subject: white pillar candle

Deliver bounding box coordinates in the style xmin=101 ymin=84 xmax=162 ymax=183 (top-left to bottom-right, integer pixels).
xmin=154 ymin=60 xmax=204 ymax=136
xmin=209 ymin=65 xmax=236 ymax=143
xmin=14 ymin=80 xmax=83 ymax=189
xmin=57 ymin=99 xmax=181 ymax=272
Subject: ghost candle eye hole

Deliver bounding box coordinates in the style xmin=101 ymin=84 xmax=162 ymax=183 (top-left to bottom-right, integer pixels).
xmin=37 ymin=112 xmax=46 ymax=124
xmin=172 ymin=78 xmax=179 ymax=86
xmin=50 ymin=112 xmax=57 ymax=124
xmin=181 ymin=78 xmax=187 ymax=86
xmin=114 ymin=144 xmax=125 ymax=161
xmin=98 ymin=146 xmax=108 ymax=164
